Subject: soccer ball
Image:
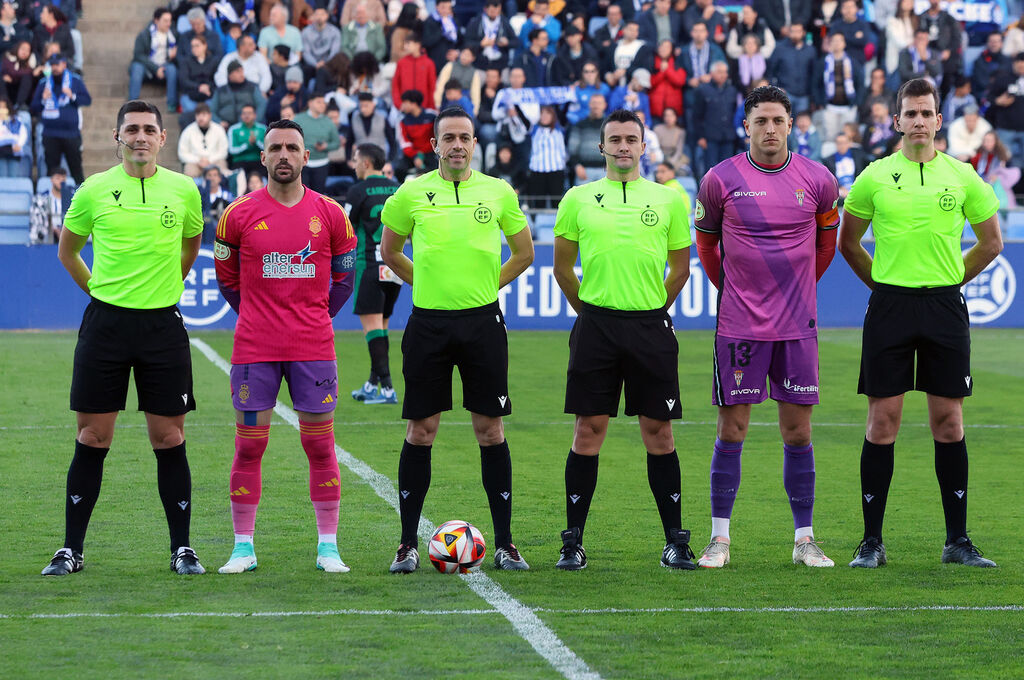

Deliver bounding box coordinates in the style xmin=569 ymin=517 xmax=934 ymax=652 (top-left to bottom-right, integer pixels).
xmin=427 ymin=521 xmax=486 ymax=573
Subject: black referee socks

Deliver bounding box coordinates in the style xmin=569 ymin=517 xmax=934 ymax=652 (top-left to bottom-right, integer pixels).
xmin=564 ymin=450 xmax=599 ymax=543
xmin=154 ymin=442 xmax=192 ymax=553
xmin=480 ymin=441 xmax=513 ymax=548
xmin=860 ymin=439 xmax=895 ymax=541
xmin=64 ymin=441 xmax=109 ymax=554
xmin=647 ymin=451 xmax=682 ymax=543
xmin=934 ymin=438 xmax=969 ymax=544
xmin=398 ymin=441 xmax=432 ymax=547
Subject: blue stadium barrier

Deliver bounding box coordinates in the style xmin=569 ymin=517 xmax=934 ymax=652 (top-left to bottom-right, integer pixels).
xmin=3 ymin=242 xmax=1023 ymax=329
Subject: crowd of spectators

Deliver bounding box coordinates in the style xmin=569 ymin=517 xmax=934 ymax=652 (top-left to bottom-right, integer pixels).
xmin=155 ymin=0 xmax=1024 ymax=222
xmin=10 ymin=0 xmax=1024 ymax=244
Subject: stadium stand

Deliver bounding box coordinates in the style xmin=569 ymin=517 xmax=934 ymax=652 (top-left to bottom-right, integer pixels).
xmin=0 ymin=0 xmax=1021 ymax=249
xmin=0 ymin=176 xmax=34 ymax=244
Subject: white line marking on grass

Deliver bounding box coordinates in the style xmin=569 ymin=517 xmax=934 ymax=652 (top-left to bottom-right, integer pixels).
xmin=189 ymin=338 xmax=601 ymax=680
xmin=3 ymin=604 xmax=1020 ymax=621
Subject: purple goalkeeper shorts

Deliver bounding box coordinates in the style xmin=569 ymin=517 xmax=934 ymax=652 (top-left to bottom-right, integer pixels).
xmin=712 ymin=336 xmax=819 ymax=406
xmin=230 ymin=361 xmax=339 ymax=413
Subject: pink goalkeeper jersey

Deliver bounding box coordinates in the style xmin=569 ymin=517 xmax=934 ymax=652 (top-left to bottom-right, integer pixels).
xmin=695 ymin=152 xmax=840 ymax=341
xmin=214 ymin=187 xmax=356 ymax=363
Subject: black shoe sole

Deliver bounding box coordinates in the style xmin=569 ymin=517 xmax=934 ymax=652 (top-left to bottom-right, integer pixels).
xmin=661 ymin=560 xmax=697 ymax=570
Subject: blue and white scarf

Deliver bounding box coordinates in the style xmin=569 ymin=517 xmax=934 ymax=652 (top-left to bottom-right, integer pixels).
xmin=494 ymin=86 xmax=577 ymax=108
xmin=435 ymin=13 xmax=458 ymax=43
xmin=823 ymin=53 xmax=855 ymax=102
xmin=41 ymin=69 xmax=72 ymax=120
xmin=149 ymin=23 xmax=176 ymax=62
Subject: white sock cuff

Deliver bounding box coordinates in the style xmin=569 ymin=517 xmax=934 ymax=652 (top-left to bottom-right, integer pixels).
xmin=234 ymin=534 xmax=253 ymax=545
xmin=711 ymin=517 xmax=731 ymax=541
xmin=795 ymin=526 xmax=814 ymax=542
xmin=318 ymin=534 xmax=337 ymax=545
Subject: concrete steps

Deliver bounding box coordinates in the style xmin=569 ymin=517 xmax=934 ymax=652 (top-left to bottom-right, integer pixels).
xmin=77 ymin=0 xmax=182 ymax=178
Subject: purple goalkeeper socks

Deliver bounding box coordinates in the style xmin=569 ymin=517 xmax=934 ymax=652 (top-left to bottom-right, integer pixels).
xmin=783 ymin=443 xmax=815 ymax=530
xmin=710 ymin=439 xmax=743 ymax=519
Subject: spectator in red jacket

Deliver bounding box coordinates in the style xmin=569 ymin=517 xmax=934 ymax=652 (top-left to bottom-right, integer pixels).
xmin=391 ymin=33 xmax=437 ymax=110
xmin=649 ymin=39 xmax=686 ymax=121
xmin=396 ymin=89 xmax=438 ymax=180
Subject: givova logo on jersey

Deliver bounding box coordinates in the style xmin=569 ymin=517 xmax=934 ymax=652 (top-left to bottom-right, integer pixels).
xmin=263 ymin=242 xmax=317 ymax=278
xmin=962 ymin=252 xmax=1016 ymax=324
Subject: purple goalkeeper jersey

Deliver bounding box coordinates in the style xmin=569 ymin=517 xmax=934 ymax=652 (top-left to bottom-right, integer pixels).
xmin=695 ymin=151 xmax=840 ymax=341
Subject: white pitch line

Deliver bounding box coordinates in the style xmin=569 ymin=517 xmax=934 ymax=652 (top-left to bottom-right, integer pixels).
xmin=3 ymin=604 xmax=1020 ymax=621
xmin=189 ymin=338 xmax=601 ymax=680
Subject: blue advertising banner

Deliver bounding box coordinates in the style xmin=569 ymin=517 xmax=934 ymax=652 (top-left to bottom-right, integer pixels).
xmin=2 ymin=242 xmax=1020 ymax=330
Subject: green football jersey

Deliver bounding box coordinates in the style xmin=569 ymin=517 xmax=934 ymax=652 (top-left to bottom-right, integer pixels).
xmin=63 ymin=164 xmax=204 ymax=309
xmin=554 ymin=177 xmax=691 ymax=310
xmin=843 ymin=151 xmax=999 ymax=287
xmin=380 ymin=170 xmax=527 ymax=310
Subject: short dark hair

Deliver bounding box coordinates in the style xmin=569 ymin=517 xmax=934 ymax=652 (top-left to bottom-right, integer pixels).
xmin=116 ymin=100 xmax=162 ymax=131
xmin=400 ymin=89 xmax=424 ymax=105
xmin=356 ymin=142 xmax=386 ymax=170
xmin=153 ymin=7 xmax=171 ymax=21
xmin=528 ymin=27 xmax=545 ymax=43
xmin=194 ymin=102 xmax=211 ymax=115
xmin=191 ymin=34 xmax=207 ymax=45
xmin=445 ymin=78 xmax=463 ymax=92
xmin=273 ymin=44 xmax=291 ymax=60
xmin=434 ymin=106 xmax=474 ymax=137
xmin=744 ymin=85 xmax=792 ymax=117
xmin=268 ymin=118 xmax=305 ymax=138
xmin=227 ymin=59 xmax=243 ymax=73
xmin=357 ymin=91 xmax=375 ymax=102
xmin=895 ymin=77 xmax=940 ymax=116
xmin=599 ymin=108 xmax=644 ymax=144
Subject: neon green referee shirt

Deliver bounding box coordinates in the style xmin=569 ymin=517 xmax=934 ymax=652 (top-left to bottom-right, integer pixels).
xmin=63 ymin=165 xmax=203 ymax=309
xmin=554 ymin=177 xmax=691 ymax=310
xmin=380 ymin=170 xmax=528 ymax=310
xmin=843 ymin=151 xmax=999 ymax=287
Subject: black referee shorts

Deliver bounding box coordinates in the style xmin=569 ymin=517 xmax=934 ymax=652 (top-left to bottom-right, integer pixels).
xmin=401 ymin=301 xmax=511 ymax=420
xmin=565 ymin=303 xmax=682 ymax=420
xmin=858 ymin=283 xmax=972 ymax=399
xmin=70 ymin=299 xmax=197 ymax=415
xmin=352 ymin=266 xmax=401 ymax=317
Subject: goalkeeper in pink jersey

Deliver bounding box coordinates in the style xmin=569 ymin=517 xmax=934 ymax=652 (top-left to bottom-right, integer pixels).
xmin=213 ymin=119 xmax=358 ymax=573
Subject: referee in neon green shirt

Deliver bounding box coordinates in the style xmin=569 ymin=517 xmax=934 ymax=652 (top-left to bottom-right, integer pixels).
xmin=839 ymin=78 xmax=1003 ymax=569
xmin=552 ymin=109 xmax=694 ymax=571
xmin=380 ymin=107 xmax=535 ymax=573
xmin=43 ymin=101 xmax=206 ymax=576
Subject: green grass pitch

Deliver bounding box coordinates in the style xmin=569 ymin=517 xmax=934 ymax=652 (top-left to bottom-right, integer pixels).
xmin=1 ymin=328 xmax=1022 ymax=679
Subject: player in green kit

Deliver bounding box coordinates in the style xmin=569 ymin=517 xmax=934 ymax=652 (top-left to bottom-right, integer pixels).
xmin=347 ymin=143 xmax=402 ymax=405
xmin=43 ymin=100 xmax=206 ymax=576
xmin=839 ymin=78 xmax=1003 ymax=569
xmin=380 ymin=107 xmax=535 ymax=573
xmin=552 ymin=109 xmax=694 ymax=570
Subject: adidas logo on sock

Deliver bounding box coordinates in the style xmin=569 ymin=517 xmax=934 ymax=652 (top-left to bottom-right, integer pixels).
xmin=569 ymin=494 xmax=581 ymax=504
xmin=670 ymin=493 xmax=680 ymax=503
xmin=500 ymin=492 xmax=510 ymax=500
xmin=400 ymin=490 xmax=410 ymax=499
xmin=864 ymin=494 xmax=874 ymax=503
xmin=70 ymin=494 xmax=82 ymax=505
xmin=954 ymin=490 xmax=965 ymax=499
xmin=178 ymin=501 xmax=189 ymax=510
